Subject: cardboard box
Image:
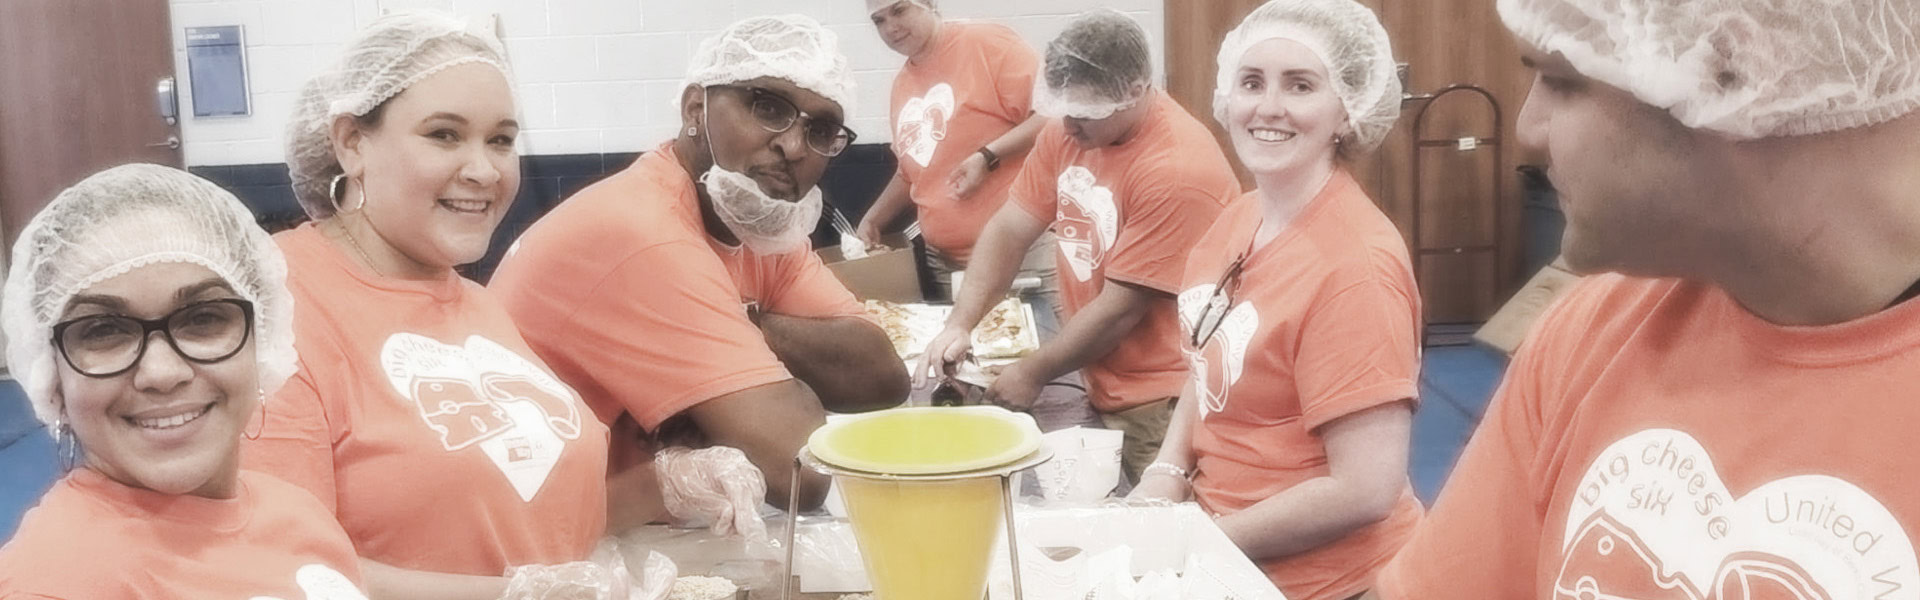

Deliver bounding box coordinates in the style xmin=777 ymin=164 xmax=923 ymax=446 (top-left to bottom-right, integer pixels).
xmin=1474 ymin=257 xmax=1584 ymax=354
xmin=818 ymin=233 xmax=922 ymax=303
xmin=987 ymin=504 xmax=1286 ymax=600
xmin=791 ymin=504 xmax=1286 ymax=599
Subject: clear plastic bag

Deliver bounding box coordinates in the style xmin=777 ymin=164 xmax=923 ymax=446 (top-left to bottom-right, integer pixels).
xmin=501 ymin=539 xmax=679 ymax=600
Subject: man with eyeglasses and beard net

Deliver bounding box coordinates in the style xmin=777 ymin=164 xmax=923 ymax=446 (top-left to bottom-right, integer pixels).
xmin=490 ymin=15 xmax=909 ymax=529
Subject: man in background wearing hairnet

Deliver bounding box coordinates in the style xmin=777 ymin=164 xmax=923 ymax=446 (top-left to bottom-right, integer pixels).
xmin=491 ymin=15 xmax=907 ymax=520
xmin=1379 ymin=0 xmax=1920 ymax=597
xmin=919 ymin=9 xmax=1242 ymax=485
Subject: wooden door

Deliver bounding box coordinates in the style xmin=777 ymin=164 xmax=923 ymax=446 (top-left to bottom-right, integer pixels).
xmin=1164 ymin=0 xmax=1536 ymax=324
xmin=1163 ymin=0 xmax=1267 ymax=188
xmin=1368 ymin=0 xmax=1533 ymax=324
xmin=0 ymin=0 xmax=182 ymax=245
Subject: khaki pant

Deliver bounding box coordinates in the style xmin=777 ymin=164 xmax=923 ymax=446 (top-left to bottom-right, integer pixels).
xmin=926 ymin=232 xmax=1061 ymax=320
xmin=1099 ymin=397 xmax=1177 ymax=485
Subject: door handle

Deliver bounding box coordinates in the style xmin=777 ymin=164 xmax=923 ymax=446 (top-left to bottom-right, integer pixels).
xmin=147 ymin=135 xmax=181 ymax=150
xmin=155 ymin=77 xmax=178 ymax=125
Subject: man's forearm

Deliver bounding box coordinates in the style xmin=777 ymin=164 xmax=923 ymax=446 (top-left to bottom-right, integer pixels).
xmin=759 ymin=314 xmax=907 ymax=412
xmin=1017 ymin=280 xmax=1156 ymax=381
xmin=863 ymin=172 xmax=915 ymax=234
xmin=986 ymin=114 xmax=1048 ymax=161
xmin=951 ymin=207 xmax=1049 ymax=329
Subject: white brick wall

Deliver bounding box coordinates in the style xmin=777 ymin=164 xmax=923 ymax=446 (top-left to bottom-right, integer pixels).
xmin=170 ymin=0 xmax=1164 ymax=166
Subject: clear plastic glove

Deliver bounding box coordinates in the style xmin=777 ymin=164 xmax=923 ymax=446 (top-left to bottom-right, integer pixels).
xmin=853 ymin=214 xmax=886 ymax=250
xmin=656 ymin=446 xmax=771 ymax=543
xmin=500 ymin=539 xmax=677 ymax=600
xmin=914 ymin=326 xmax=973 ymax=388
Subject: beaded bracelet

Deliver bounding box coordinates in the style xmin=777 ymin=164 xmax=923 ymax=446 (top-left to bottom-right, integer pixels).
xmin=1142 ymin=461 xmax=1190 ymax=480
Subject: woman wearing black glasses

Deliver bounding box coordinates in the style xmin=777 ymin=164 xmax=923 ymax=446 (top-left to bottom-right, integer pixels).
xmin=0 ymin=164 xmax=368 ymax=598
xmin=1127 ymin=2 xmax=1424 ymax=599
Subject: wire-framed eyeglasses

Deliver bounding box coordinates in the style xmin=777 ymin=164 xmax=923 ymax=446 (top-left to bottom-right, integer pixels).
xmin=711 ymin=85 xmax=858 ymax=157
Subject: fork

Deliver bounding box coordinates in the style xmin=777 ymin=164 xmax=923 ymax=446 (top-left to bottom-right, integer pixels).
xmin=830 ymin=206 xmax=868 ymax=258
xmin=903 ymin=221 xmax=922 ymax=241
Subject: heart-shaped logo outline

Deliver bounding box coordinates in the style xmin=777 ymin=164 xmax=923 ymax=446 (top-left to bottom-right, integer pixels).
xmin=896 ymin=83 xmax=956 ymax=168
xmin=380 ymin=333 xmax=585 ymax=502
xmin=247 ymin=563 xmax=367 ymax=600
xmin=1557 ymin=428 xmax=1918 ymax=600
xmin=1176 ymin=284 xmax=1260 ymax=418
xmin=1054 ymin=166 xmax=1119 ymax=283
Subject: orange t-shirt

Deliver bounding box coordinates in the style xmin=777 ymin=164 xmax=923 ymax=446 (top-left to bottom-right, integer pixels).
xmin=0 ymin=469 xmax=366 ymax=599
xmin=489 ymin=143 xmax=870 ymax=467
xmin=1177 ymin=170 xmax=1423 ymax=600
xmin=1379 ymin=274 xmax=1920 ymax=599
xmin=244 ymin=224 xmax=610 ymax=576
xmin=890 ymin=21 xmax=1039 ymax=262
xmin=1010 ymin=90 xmax=1240 ymax=412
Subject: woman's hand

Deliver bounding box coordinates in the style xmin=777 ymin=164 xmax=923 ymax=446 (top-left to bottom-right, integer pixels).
xmin=1127 ymin=470 xmax=1192 ymax=503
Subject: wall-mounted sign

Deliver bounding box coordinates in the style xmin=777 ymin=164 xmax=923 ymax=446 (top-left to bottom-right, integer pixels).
xmin=185 ymin=25 xmax=250 ymax=118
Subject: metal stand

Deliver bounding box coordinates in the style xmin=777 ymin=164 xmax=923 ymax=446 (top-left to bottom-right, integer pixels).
xmin=781 ymin=447 xmax=1052 ymax=600
xmin=1402 ymin=84 xmax=1506 ymax=342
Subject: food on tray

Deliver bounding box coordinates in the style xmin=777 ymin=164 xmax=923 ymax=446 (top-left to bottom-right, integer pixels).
xmin=864 ymin=299 xmax=1038 ymax=361
xmin=972 ymin=298 xmax=1035 ymax=359
xmin=865 ymin=300 xmax=944 ymax=357
xmin=667 ymin=575 xmax=738 ymax=600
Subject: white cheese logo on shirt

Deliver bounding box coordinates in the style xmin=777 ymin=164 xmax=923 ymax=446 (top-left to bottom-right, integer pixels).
xmin=896 ymin=83 xmax=956 ymax=168
xmin=249 ymin=563 xmax=367 ymax=600
xmin=1557 ymin=428 xmax=1918 ymax=600
xmin=1177 ymin=284 xmax=1259 ymax=418
xmin=381 ymin=333 xmax=586 ymax=502
xmin=1054 ymin=166 xmax=1119 ymax=282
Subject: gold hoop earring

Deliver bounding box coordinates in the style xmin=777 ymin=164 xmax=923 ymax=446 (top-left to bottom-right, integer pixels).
xmin=51 ymin=418 xmax=78 ymax=472
xmin=244 ymin=389 xmax=266 ymax=441
xmin=328 ymin=174 xmax=367 ymax=215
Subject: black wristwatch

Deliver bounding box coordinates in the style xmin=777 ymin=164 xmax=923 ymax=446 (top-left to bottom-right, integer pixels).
xmin=977 ymin=146 xmax=1002 ymax=172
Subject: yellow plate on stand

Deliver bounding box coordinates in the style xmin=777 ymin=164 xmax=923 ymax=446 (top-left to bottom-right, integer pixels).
xmin=806 ymin=406 xmax=1042 ymax=476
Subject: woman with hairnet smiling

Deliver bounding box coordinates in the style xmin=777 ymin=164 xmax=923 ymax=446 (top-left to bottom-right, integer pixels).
xmin=243 ymin=11 xmax=678 ymax=600
xmin=0 ymin=164 xmax=367 ymax=599
xmin=1126 ymin=1 xmax=1422 ymax=598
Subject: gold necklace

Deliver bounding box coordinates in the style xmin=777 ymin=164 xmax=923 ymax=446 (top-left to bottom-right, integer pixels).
xmin=331 ymin=219 xmax=386 ymax=278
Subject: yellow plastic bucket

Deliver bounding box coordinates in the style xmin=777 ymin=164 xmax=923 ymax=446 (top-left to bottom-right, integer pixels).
xmin=807 ymin=407 xmax=1041 ymax=600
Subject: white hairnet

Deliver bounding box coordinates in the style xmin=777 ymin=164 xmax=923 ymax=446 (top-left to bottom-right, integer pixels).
xmin=1034 ymin=9 xmax=1153 ymax=120
xmin=1214 ymin=0 xmax=1402 ymax=154
xmin=867 ymin=0 xmax=935 ymax=16
xmin=683 ymin=15 xmax=856 ymax=118
xmin=1500 ymin=0 xmax=1920 ymax=139
xmin=2 ymin=164 xmax=297 ymax=425
xmin=285 ymin=10 xmax=512 ymax=218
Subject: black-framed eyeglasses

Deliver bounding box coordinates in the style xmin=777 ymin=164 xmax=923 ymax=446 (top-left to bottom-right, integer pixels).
xmin=50 ymin=298 xmax=255 ymax=378
xmin=1190 ymin=253 xmax=1248 ymax=349
xmin=712 ymin=85 xmax=858 ymax=157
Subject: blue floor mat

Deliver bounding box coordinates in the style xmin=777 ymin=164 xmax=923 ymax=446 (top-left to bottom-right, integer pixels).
xmin=1409 ymin=343 xmax=1508 ymax=504
xmin=0 ymin=379 xmax=59 ymax=543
